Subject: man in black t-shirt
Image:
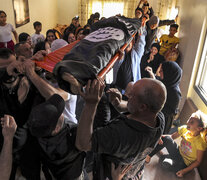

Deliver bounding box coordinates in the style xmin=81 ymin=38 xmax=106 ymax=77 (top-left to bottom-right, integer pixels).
xmin=75 ymin=78 xmax=167 ymax=180
xmin=27 ymin=94 xmax=85 ymax=180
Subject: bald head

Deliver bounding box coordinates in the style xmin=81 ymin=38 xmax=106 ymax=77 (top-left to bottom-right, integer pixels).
xmin=128 ymin=78 xmax=166 ymax=114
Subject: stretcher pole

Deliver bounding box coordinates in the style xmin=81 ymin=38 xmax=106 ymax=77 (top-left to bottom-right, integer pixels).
xmin=98 ymin=32 xmax=137 ymax=79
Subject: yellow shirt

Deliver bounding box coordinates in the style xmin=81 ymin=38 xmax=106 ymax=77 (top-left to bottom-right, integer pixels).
xmin=178 ymin=125 xmax=207 ymax=166
xmin=159 ymin=35 xmax=179 ymax=56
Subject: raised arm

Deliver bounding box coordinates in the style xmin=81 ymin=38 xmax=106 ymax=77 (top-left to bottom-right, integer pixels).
xmin=171 ymin=131 xmax=180 ymax=140
xmin=75 ymin=79 xmax=105 ymax=151
xmin=158 ymin=19 xmax=175 ymax=27
xmin=137 ymin=0 xmax=147 ymax=8
xmin=0 ymin=115 xmax=17 ymax=180
xmin=107 ymin=88 xmax=128 ymax=113
xmin=145 ymin=66 xmax=156 ymax=79
xmin=24 ymin=60 xmax=68 ymax=100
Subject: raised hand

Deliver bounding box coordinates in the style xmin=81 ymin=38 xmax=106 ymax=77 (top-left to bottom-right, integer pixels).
xmin=6 ymin=60 xmax=24 ymax=76
xmin=107 ymin=88 xmax=122 ymax=107
xmin=23 ymin=59 xmax=35 ymax=77
xmin=31 ymin=50 xmax=47 ymax=61
xmin=1 ymin=115 xmax=17 ymax=140
xmin=80 ymin=79 xmax=105 ymax=105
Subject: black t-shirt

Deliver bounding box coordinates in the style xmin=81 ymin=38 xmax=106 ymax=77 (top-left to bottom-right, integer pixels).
xmin=38 ymin=124 xmax=86 ymax=180
xmin=92 ymin=112 xmax=165 ymax=180
xmin=115 ymin=53 xmax=133 ymax=90
xmin=0 ymin=82 xmax=43 ymax=127
xmin=0 ymin=77 xmax=44 ymax=150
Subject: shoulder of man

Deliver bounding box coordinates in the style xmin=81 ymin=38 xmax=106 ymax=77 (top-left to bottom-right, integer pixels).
xmin=157 ymin=111 xmax=165 ymax=130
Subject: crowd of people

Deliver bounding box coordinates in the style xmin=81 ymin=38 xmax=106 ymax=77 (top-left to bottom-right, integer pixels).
xmin=0 ymin=0 xmax=207 ymax=179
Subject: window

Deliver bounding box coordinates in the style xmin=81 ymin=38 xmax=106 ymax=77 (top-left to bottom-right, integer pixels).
xmin=194 ymin=30 xmax=207 ymax=105
xmin=92 ymin=1 xmax=124 ymax=18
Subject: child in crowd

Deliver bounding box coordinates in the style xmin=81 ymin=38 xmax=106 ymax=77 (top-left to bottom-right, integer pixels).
xmin=31 ymin=21 xmax=45 ymax=46
xmin=0 ymin=10 xmax=18 ymax=51
xmin=159 ymin=24 xmax=179 ymax=56
xmin=18 ymin=32 xmax=32 ymax=46
xmin=146 ymin=111 xmax=207 ymax=178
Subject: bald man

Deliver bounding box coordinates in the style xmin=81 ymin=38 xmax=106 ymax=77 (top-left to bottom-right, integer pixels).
xmin=76 ymin=78 xmax=167 ymax=180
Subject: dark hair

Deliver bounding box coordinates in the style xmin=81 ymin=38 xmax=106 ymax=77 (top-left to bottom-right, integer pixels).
xmin=170 ymin=24 xmax=179 ymax=30
xmin=151 ymin=43 xmax=160 ymax=52
xmin=0 ymin=48 xmax=14 ymax=59
xmin=33 ymin=41 xmax=46 ymax=55
xmin=197 ymin=118 xmax=205 ymax=128
xmin=0 ymin=10 xmax=6 ymax=16
xmin=90 ymin=14 xmax=95 ymax=19
xmin=33 ymin=21 xmax=42 ymax=28
xmin=83 ymin=29 xmax=90 ymax=36
xmin=46 ymin=29 xmax=57 ymax=40
xmin=19 ymin=32 xmax=30 ymax=42
xmin=192 ymin=111 xmax=205 ymax=128
xmin=94 ymin=12 xmax=100 ymax=19
xmin=63 ymin=31 xmax=75 ymax=42
xmin=100 ymin=17 xmax=106 ymax=21
xmin=143 ymin=2 xmax=149 ymax=7
xmin=135 ymin=7 xmax=143 ymax=14
xmin=75 ymin=27 xmax=84 ymax=39
xmin=83 ymin=24 xmax=90 ymax=29
xmin=88 ymin=14 xmax=95 ymax=26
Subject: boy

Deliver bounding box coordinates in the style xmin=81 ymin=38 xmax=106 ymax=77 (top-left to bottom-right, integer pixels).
xmin=31 ymin=21 xmax=45 ymax=46
xmin=159 ymin=24 xmax=179 ymax=56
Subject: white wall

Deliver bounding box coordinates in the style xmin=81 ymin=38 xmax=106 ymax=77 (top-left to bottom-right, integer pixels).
xmin=0 ymin=0 xmax=58 ymax=38
xmin=57 ymin=0 xmax=79 ymax=25
xmin=178 ymin=0 xmax=207 ymax=113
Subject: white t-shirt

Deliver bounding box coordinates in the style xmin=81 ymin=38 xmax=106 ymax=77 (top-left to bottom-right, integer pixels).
xmin=0 ymin=23 xmax=15 ymax=42
xmin=63 ymin=93 xmax=78 ymax=124
xmin=43 ymin=76 xmax=78 ymax=124
xmin=31 ymin=33 xmax=45 ymax=45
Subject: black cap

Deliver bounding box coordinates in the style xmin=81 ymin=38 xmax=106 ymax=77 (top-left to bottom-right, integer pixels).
xmin=27 ymin=94 xmax=65 ymax=137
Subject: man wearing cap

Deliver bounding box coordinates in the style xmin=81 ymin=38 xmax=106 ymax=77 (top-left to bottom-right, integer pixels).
xmin=64 ymin=16 xmax=80 ymax=35
xmin=27 ymin=94 xmax=85 ymax=180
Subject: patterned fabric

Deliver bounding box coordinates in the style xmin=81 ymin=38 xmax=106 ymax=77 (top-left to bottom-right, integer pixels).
xmin=54 ymin=16 xmax=141 ymax=94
